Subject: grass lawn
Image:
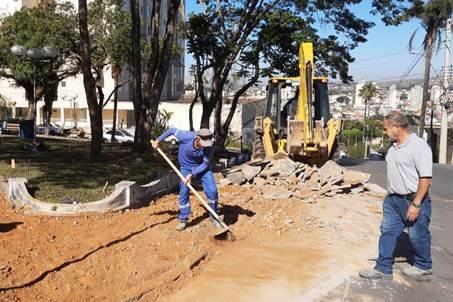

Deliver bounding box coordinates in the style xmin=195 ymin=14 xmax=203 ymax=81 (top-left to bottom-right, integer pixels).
xmin=0 ymin=135 xmax=168 ymax=203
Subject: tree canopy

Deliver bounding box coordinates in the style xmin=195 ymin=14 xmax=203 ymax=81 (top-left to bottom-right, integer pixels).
xmin=186 ymin=0 xmax=382 ymax=150
xmin=0 ymin=1 xmax=79 ymax=118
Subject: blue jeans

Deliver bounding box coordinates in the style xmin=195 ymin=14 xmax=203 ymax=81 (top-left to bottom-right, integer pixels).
xmin=375 ymin=194 xmax=432 ymax=274
xmin=178 ymin=168 xmax=218 ymax=222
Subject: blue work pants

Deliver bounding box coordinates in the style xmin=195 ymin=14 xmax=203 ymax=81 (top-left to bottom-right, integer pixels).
xmin=178 ymin=168 xmax=218 ymax=222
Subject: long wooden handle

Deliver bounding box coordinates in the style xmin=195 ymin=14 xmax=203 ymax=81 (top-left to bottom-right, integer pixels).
xmin=153 ymin=142 xmax=228 ymax=229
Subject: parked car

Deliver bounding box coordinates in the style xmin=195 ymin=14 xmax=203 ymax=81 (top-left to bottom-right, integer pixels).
xmin=163 ymin=135 xmax=179 ymax=145
xmin=367 ymin=151 xmax=385 ymax=161
xmin=37 ymin=122 xmax=63 ymax=136
xmin=103 ymin=129 xmax=134 ymax=143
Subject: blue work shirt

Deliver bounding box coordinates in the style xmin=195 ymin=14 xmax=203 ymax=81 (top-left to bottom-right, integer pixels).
xmin=157 ymin=128 xmax=214 ymax=176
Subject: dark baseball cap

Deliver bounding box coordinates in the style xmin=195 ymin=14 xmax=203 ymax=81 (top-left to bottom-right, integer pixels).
xmin=196 ymin=128 xmax=213 ymax=147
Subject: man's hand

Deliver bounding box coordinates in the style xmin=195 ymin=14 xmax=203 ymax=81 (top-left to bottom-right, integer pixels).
xmin=407 ymin=204 xmax=420 ymax=222
xmin=151 ymin=140 xmax=160 ymax=150
xmin=183 ymin=174 xmax=192 ymax=185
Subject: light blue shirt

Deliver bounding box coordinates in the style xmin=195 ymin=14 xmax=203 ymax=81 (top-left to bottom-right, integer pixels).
xmin=386 ymin=133 xmax=432 ymax=195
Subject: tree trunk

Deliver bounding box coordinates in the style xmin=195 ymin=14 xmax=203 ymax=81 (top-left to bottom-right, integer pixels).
xmin=363 ymin=99 xmax=368 ymax=159
xmin=216 ymin=60 xmax=260 ymax=151
xmin=200 ymin=101 xmax=215 ymax=128
xmin=111 ymin=69 xmax=120 ymax=142
xmin=79 ymin=0 xmax=102 ymax=161
xmin=130 ymin=0 xmax=146 ymax=150
xmin=141 ymin=0 xmax=181 ymax=144
xmin=43 ymin=81 xmax=58 ymax=135
xmin=189 ymin=93 xmax=197 ymax=131
xmin=213 ymin=96 xmax=224 ymax=150
xmin=418 ymin=31 xmax=435 ymax=138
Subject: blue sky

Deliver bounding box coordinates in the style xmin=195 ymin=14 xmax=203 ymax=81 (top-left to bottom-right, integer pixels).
xmin=184 ymin=1 xmax=448 ymax=83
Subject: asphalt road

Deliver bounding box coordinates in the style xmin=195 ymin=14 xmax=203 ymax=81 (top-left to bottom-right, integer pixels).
xmin=322 ymin=159 xmax=453 ymax=302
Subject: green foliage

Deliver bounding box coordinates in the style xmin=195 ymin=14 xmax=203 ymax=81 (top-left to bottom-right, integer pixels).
xmin=185 ymin=0 xmax=378 ymax=98
xmin=88 ymin=0 xmax=133 ymax=71
xmin=340 ymin=117 xmax=384 ymax=145
xmin=0 ymin=1 xmax=78 ymax=88
xmin=343 ymin=120 xmax=364 ymax=131
xmin=0 ymin=96 xmax=13 ymax=120
xmin=346 ymin=142 xmax=365 ymax=160
xmin=368 ymin=118 xmax=384 ymax=138
xmin=150 ymin=109 xmax=174 ymax=138
xmin=359 ymin=82 xmax=379 ymax=102
xmin=342 ymin=128 xmax=362 ymax=142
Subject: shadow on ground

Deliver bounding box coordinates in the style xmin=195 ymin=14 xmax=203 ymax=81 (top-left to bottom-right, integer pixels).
xmin=0 ymin=222 xmax=23 ymax=233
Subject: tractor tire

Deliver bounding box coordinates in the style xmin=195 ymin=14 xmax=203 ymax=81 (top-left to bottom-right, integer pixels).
xmin=252 ymin=135 xmax=265 ymax=160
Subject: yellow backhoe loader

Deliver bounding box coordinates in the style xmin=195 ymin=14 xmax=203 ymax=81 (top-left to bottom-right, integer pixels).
xmin=252 ymin=42 xmax=342 ymax=166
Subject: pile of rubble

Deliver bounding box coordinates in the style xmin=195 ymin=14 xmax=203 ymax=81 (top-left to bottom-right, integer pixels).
xmin=217 ymin=158 xmax=387 ymax=201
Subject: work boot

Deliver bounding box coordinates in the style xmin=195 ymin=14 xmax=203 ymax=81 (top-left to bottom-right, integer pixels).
xmin=209 ymin=214 xmax=224 ymax=228
xmin=403 ymin=266 xmax=432 ymax=278
xmin=176 ymin=220 xmax=187 ymax=231
xmin=359 ymin=268 xmax=393 ymax=280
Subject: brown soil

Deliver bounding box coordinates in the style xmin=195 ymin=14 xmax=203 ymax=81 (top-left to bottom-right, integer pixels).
xmin=0 ymin=185 xmax=382 ymax=302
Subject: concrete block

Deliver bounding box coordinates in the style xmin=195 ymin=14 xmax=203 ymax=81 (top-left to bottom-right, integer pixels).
xmin=240 ymin=164 xmax=262 ymax=181
xmin=318 ymin=160 xmax=344 ymax=179
xmin=364 ymin=183 xmax=387 ymax=198
xmin=343 ymin=170 xmax=371 ymax=185
xmin=225 ymin=171 xmax=246 ymax=185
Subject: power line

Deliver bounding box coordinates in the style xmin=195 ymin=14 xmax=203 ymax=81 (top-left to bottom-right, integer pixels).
xmin=351 ymin=56 xmax=419 ymax=71
xmin=372 ymin=72 xmax=425 ymax=82
xmin=395 ymin=48 xmax=424 ymax=88
xmin=353 ymin=50 xmax=408 ymax=63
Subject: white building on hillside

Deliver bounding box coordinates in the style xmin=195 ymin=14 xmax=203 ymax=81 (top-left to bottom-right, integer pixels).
xmin=388 ymin=84 xmax=398 ymax=109
xmin=409 ymin=85 xmax=423 ymax=111
xmin=353 ymin=80 xmax=366 ymax=108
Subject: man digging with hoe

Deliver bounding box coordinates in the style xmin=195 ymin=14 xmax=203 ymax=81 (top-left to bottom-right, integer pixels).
xmin=152 ymin=128 xmax=222 ymax=231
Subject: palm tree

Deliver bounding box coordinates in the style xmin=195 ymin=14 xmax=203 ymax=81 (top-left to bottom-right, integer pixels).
xmin=406 ymin=0 xmax=452 ymax=138
xmin=359 ymin=82 xmax=379 ymax=159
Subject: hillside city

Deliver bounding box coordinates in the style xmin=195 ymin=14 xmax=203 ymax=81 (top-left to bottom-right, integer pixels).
xmin=1 ymin=1 xmax=453 ymax=302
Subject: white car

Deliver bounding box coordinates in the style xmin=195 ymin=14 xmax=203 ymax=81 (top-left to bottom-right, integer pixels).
xmin=103 ymin=129 xmax=134 ymax=143
xmin=37 ymin=122 xmax=64 ymax=135
xmin=164 ymin=135 xmax=179 ymax=145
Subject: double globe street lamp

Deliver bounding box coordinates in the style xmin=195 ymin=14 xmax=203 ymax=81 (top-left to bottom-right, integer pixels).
xmin=10 ymin=45 xmax=59 ymax=132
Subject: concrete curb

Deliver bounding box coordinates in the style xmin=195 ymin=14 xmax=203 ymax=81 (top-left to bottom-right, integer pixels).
xmin=5 ymin=172 xmax=180 ymax=216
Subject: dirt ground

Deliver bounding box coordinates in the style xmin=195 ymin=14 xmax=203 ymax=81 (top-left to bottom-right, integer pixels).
xmin=0 ymin=184 xmax=383 ymax=302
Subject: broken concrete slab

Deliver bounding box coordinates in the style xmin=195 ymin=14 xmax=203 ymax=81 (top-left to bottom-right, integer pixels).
xmin=318 ymin=160 xmax=345 ymax=179
xmin=343 ymin=170 xmax=371 ymax=185
xmin=306 ymin=171 xmax=320 ymax=187
xmin=350 ymin=186 xmax=365 ymax=194
xmin=225 ymin=171 xmax=247 ymax=185
xmin=262 ymin=187 xmax=293 ymax=200
xmin=364 ymin=183 xmax=387 ymax=198
xmin=253 ymin=177 xmax=268 ymax=187
xmin=259 ymin=158 xmax=298 ymax=178
xmin=240 ymin=164 xmax=262 ymax=181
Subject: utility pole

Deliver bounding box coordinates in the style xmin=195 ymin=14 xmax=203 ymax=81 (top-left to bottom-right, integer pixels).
xmin=439 ymin=19 xmax=451 ymax=164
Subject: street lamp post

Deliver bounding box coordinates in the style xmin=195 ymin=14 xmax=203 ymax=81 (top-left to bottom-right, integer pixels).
xmin=10 ymin=45 xmax=59 ymax=134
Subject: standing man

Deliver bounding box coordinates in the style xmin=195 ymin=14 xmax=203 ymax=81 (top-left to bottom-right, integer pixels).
xmin=360 ymin=111 xmax=433 ymax=280
xmin=152 ymin=128 xmax=219 ymax=231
